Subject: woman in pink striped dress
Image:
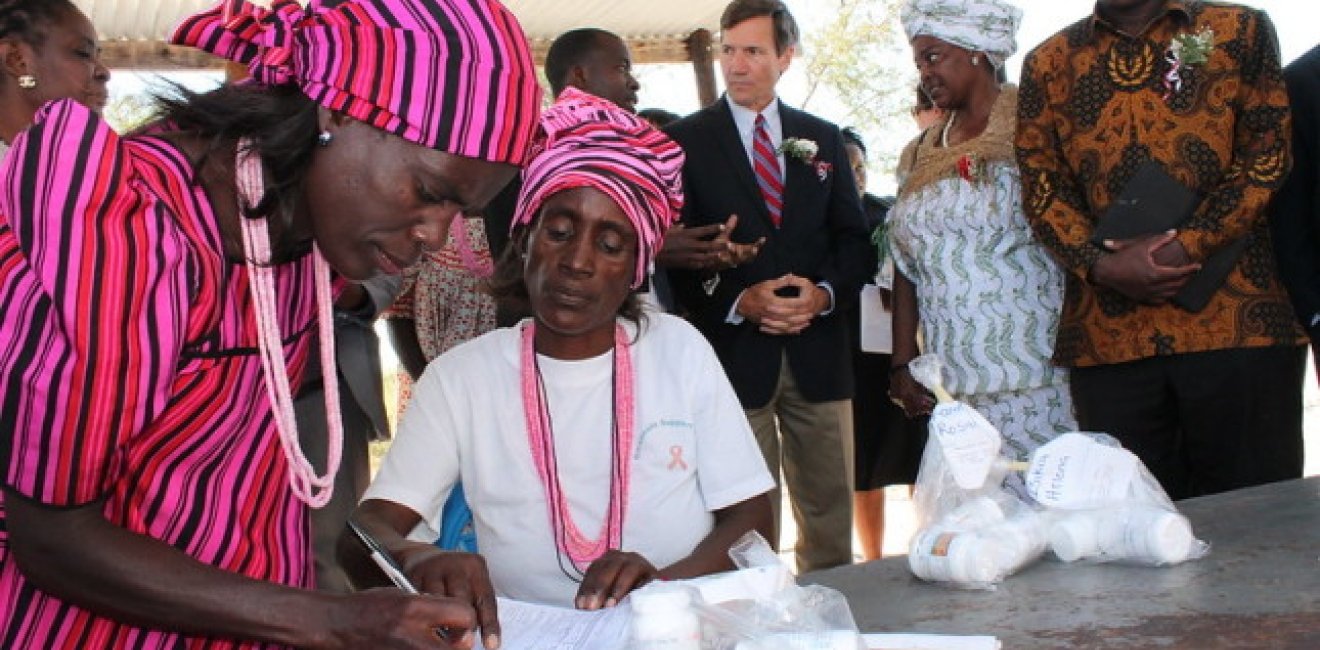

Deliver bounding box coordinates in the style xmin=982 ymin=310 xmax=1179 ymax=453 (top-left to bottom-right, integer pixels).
xmin=0 ymin=0 xmax=540 ymax=648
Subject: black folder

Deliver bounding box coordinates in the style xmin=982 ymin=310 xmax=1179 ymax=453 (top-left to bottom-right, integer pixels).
xmin=1090 ymin=161 xmax=1244 ymax=312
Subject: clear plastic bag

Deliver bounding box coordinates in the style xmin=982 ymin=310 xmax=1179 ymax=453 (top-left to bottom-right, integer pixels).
xmin=908 ymin=465 xmax=1049 ymax=589
xmin=905 ymin=355 xmax=1208 ymax=586
xmin=627 ymin=531 xmax=865 ymax=650
xmin=1025 ymin=432 xmax=1210 ymax=566
xmin=906 ymin=355 xmax=1048 ymax=590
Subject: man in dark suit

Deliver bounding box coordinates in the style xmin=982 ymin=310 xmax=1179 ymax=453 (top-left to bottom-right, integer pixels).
xmin=666 ymin=0 xmax=872 ymax=572
xmin=1273 ymin=43 xmax=1320 ymax=375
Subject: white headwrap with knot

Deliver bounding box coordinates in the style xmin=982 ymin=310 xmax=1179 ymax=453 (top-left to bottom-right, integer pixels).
xmin=900 ymin=0 xmax=1023 ymax=69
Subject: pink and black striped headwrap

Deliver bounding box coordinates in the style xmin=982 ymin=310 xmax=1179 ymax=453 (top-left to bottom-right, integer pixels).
xmin=170 ymin=0 xmax=540 ymax=164
xmin=513 ymin=88 xmax=685 ymax=289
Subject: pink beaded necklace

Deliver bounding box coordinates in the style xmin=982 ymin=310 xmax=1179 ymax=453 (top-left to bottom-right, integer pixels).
xmin=235 ymin=140 xmax=342 ymax=508
xmin=520 ymin=321 xmax=635 ymax=576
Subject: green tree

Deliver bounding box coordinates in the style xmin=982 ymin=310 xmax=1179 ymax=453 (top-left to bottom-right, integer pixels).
xmin=798 ymin=0 xmax=916 ymax=193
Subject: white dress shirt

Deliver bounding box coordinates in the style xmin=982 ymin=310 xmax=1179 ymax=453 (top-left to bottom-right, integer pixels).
xmin=720 ymin=96 xmax=836 ymax=322
xmin=726 ymin=95 xmax=786 ymax=174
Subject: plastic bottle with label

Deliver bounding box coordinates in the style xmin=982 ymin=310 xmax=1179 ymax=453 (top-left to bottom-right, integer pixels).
xmin=908 ymin=528 xmax=1005 ymax=585
xmin=1050 ymin=505 xmax=1194 ymax=565
xmin=1096 ymin=505 xmax=1194 ymax=564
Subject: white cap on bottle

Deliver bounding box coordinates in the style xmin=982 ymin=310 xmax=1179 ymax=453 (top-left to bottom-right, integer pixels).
xmin=630 ymin=583 xmax=692 ymax=613
xmin=1143 ymin=511 xmax=1194 ymax=564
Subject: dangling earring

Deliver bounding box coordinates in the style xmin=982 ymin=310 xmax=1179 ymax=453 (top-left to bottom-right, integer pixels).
xmin=410 ymin=226 xmax=428 ymax=243
xmin=970 ymin=55 xmax=980 ymax=67
xmin=17 ymin=74 xmax=36 ymax=89
xmin=316 ymin=131 xmax=333 ymax=147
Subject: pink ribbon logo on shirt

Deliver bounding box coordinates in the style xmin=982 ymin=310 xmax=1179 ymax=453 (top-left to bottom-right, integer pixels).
xmin=668 ymin=445 xmax=688 ymax=471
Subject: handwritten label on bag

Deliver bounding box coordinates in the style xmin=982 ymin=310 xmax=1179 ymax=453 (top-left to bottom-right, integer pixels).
xmin=1025 ymin=433 xmax=1139 ymax=508
xmin=929 ymin=402 xmax=1002 ymax=489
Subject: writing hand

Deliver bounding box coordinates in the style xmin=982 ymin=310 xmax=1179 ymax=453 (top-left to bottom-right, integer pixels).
xmin=399 ymin=546 xmax=501 ymax=649
xmin=328 ymin=589 xmax=477 ymax=650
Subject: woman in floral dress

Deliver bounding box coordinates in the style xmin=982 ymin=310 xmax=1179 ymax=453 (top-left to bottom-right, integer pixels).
xmin=887 ymin=0 xmax=1075 ymax=461
xmin=386 ymin=215 xmax=499 ymax=410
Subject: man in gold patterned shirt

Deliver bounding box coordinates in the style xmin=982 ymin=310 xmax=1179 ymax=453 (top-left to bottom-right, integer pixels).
xmin=1015 ymin=0 xmax=1307 ymax=500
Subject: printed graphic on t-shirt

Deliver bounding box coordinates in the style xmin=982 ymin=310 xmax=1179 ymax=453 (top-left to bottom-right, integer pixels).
xmin=635 ymin=418 xmax=695 ymax=474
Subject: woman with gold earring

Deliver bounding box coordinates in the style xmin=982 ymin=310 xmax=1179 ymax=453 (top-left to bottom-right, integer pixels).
xmin=887 ymin=0 xmax=1076 ymax=467
xmin=0 ymin=0 xmax=109 ymax=145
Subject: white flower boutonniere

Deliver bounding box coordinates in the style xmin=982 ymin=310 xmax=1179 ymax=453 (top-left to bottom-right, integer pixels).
xmin=1164 ymin=27 xmax=1214 ymax=101
xmin=778 ymin=137 xmax=819 ymax=164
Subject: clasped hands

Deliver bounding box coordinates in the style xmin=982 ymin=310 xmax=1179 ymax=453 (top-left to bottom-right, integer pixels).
xmin=1089 ymin=229 xmax=1201 ymax=304
xmin=395 ymin=544 xmax=659 ymax=648
xmin=657 ymin=214 xmax=764 ymax=271
xmin=736 ymin=274 xmax=830 ymax=335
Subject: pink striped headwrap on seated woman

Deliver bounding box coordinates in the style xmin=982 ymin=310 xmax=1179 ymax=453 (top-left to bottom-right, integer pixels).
xmin=170 ymin=0 xmax=540 ymax=165
xmin=512 ymin=87 xmax=685 ymax=289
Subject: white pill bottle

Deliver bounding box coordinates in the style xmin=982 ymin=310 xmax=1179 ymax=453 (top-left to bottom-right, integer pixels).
xmin=630 ymin=583 xmax=702 ymax=650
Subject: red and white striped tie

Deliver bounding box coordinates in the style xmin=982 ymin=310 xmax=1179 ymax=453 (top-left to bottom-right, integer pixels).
xmin=752 ymin=114 xmax=783 ymax=228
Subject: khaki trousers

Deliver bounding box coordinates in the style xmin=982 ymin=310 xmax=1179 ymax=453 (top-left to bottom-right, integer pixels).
xmin=745 ymin=353 xmax=855 ymax=573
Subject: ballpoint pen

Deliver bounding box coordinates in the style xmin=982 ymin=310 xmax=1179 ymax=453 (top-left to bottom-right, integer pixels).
xmin=348 ymin=518 xmax=465 ymax=644
xmin=347 ymin=518 xmax=419 ymax=594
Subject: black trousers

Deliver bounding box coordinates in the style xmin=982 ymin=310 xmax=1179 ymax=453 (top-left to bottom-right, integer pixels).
xmin=1070 ymin=346 xmax=1306 ymax=500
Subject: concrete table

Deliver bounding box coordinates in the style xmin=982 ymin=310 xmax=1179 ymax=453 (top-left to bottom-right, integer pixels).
xmin=802 ymin=477 xmax=1320 ymax=649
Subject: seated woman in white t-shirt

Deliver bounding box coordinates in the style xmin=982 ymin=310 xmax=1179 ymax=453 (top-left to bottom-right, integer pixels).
xmin=341 ymin=89 xmax=775 ymax=645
